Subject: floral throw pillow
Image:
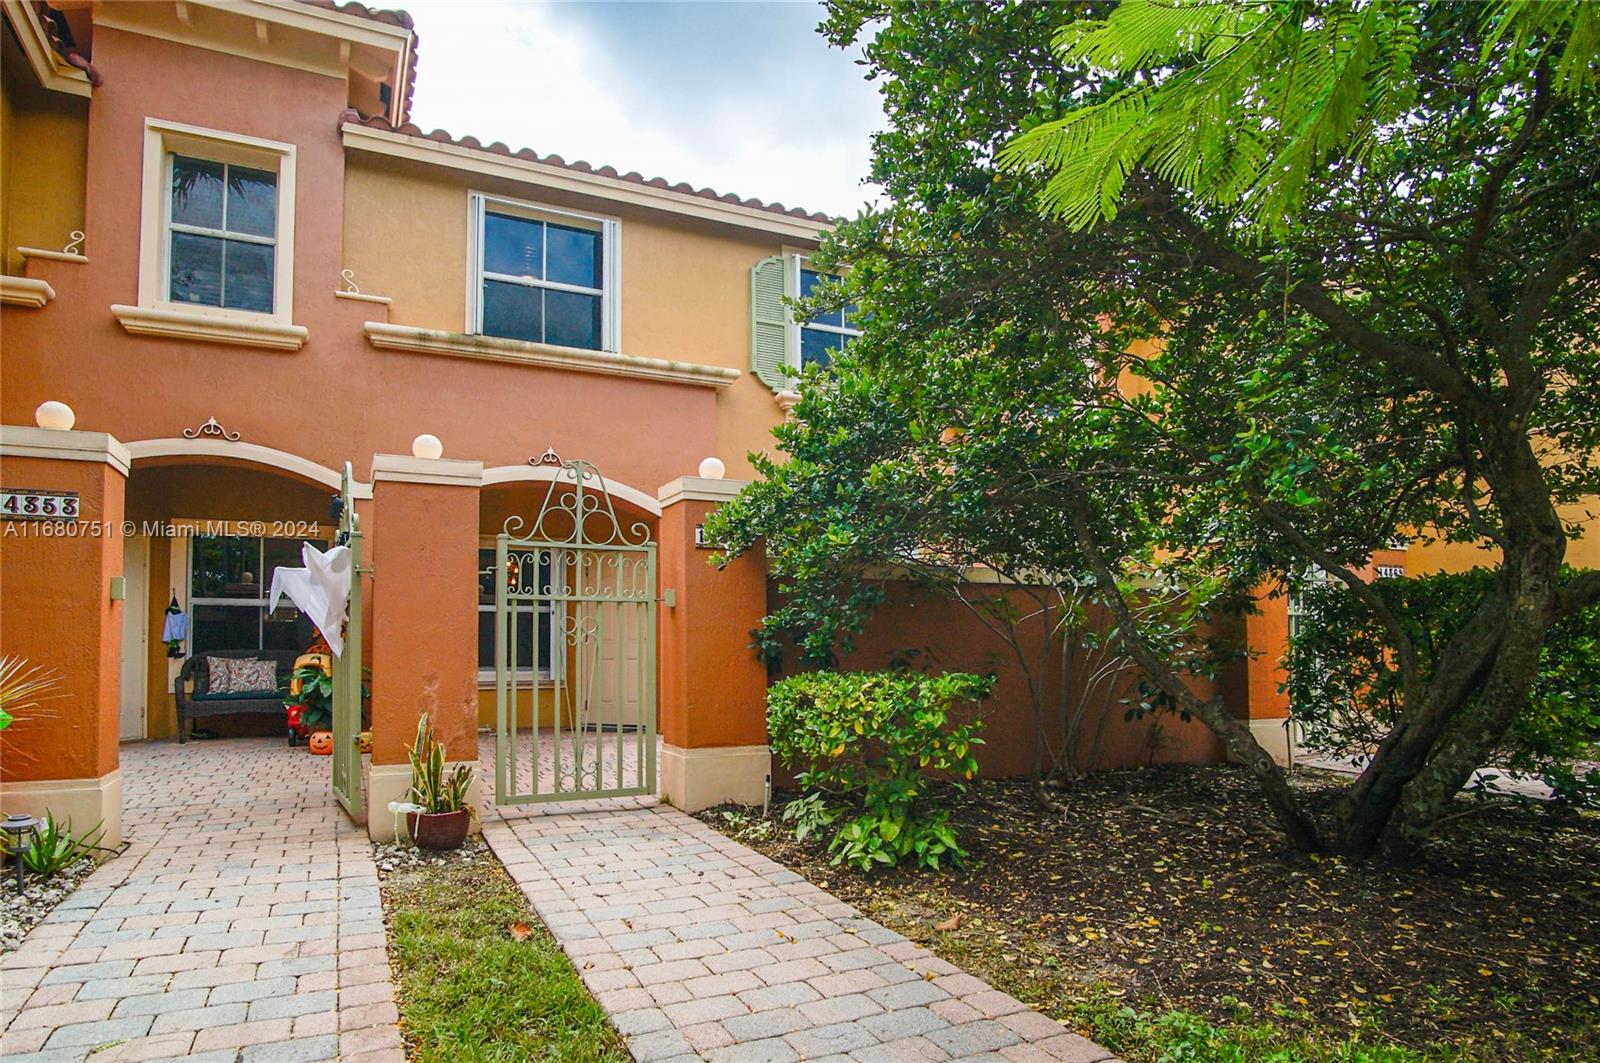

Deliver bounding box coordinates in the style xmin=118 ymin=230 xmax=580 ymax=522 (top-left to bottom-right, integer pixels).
xmin=207 ymin=657 xmax=278 ymax=694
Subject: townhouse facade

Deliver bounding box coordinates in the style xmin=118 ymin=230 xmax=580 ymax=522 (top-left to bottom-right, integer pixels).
xmin=9 ymin=0 xmax=1564 ymax=846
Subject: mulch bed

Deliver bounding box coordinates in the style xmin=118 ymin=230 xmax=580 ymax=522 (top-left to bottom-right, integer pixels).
xmin=699 ymin=765 xmax=1600 ymax=1060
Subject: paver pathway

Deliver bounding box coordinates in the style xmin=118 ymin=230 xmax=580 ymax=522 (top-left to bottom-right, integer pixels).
xmin=0 ymin=739 xmax=403 ymax=1063
xmin=484 ymin=801 xmax=1120 ymax=1063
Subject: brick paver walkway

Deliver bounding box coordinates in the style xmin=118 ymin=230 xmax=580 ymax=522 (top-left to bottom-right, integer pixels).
xmin=484 ymin=802 xmax=1120 ymax=1063
xmin=0 ymin=739 xmax=402 ymax=1063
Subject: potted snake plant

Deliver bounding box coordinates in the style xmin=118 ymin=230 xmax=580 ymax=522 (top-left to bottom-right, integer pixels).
xmin=405 ymin=713 xmax=474 ymax=850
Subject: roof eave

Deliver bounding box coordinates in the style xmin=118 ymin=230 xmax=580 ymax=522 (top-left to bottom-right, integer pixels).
xmin=340 ymin=121 xmax=836 ymax=241
xmin=1 ymin=0 xmax=94 ymax=96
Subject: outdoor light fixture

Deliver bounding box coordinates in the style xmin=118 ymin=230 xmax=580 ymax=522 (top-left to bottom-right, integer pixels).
xmin=34 ymin=401 xmax=74 ymax=431
xmin=411 ymin=433 xmax=443 ymax=460
xmin=698 ymin=456 xmax=726 ymax=479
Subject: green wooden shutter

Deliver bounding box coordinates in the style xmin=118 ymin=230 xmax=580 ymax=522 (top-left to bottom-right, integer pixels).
xmin=751 ymin=255 xmax=792 ymax=392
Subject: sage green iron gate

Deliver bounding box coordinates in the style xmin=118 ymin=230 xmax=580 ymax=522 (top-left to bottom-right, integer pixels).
xmin=331 ymin=461 xmax=365 ymax=820
xmin=494 ymin=457 xmax=656 ymax=804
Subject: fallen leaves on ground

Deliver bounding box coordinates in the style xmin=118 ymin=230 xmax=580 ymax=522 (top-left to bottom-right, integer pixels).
xmin=700 ymin=765 xmax=1600 ymax=1060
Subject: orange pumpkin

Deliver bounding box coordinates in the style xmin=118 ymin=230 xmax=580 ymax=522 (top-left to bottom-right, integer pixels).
xmin=358 ymin=730 xmax=373 ymax=754
xmin=307 ymin=730 xmax=334 ymax=756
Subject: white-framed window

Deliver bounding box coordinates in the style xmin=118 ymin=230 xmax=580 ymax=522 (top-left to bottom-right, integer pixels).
xmin=468 ymin=192 xmax=620 ymax=353
xmin=189 ymin=534 xmax=314 ymax=656
xmin=477 ymin=543 xmax=563 ymax=684
xmin=136 ymin=119 xmax=297 ymax=323
xmin=166 ymin=155 xmax=279 ymax=313
xmin=788 ymin=254 xmax=860 ymax=372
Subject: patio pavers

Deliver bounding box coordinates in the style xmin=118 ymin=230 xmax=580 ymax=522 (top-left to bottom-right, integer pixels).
xmin=483 ymin=800 xmax=1121 ymax=1063
xmin=0 ymin=739 xmax=402 ymax=1063
xmin=5 ymin=734 xmax=1120 ymax=1062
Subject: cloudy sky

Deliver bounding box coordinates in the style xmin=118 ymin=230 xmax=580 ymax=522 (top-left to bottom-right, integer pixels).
xmin=400 ymin=1 xmax=885 ymax=218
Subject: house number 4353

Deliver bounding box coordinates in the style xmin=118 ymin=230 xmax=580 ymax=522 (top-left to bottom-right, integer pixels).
xmin=1 ymin=488 xmax=81 ymax=520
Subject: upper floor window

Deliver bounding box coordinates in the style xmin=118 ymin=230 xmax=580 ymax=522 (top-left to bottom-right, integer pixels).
xmin=119 ymin=120 xmax=301 ymax=348
xmin=167 ymin=155 xmax=278 ymax=313
xmin=794 ymin=260 xmax=860 ymax=370
xmin=469 ymin=193 xmax=620 ymax=352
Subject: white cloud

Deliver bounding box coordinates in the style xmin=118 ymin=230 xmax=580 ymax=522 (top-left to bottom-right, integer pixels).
xmin=400 ymin=0 xmax=883 ymax=217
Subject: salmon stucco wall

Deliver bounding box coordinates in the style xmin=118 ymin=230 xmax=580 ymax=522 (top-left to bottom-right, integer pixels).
xmin=368 ymin=477 xmax=480 ymax=767
xmin=803 ymin=581 xmax=1227 ymax=780
xmin=0 ymin=456 xmax=124 ymax=783
xmin=659 ymin=498 xmax=769 ymax=751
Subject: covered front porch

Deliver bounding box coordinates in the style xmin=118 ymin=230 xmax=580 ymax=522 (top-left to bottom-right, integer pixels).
xmin=2 ymin=419 xmax=774 ymax=852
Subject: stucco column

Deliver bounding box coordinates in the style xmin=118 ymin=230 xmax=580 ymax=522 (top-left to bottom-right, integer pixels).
xmin=656 ymin=476 xmax=770 ymax=810
xmin=1241 ymin=591 xmax=1294 ymax=767
xmin=0 ymin=425 xmax=129 ymax=846
xmin=366 ymin=454 xmax=484 ymax=841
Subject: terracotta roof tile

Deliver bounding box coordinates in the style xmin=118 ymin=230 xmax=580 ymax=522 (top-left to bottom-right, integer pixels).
xmin=338 ymin=108 xmax=837 ymax=225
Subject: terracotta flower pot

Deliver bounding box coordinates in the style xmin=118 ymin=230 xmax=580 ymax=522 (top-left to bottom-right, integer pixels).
xmin=407 ymin=809 xmax=470 ymax=851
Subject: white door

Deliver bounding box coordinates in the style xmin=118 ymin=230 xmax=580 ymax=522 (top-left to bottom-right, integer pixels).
xmin=119 ymin=535 xmax=150 ymax=740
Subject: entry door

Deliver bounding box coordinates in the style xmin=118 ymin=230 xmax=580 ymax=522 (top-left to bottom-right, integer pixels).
xmin=119 ymin=536 xmax=150 ymax=740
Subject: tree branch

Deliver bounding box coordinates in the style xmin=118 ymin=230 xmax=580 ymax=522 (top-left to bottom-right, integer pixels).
xmin=1059 ymin=481 xmax=1325 ymax=852
xmin=1158 ymin=206 xmax=1496 ymax=421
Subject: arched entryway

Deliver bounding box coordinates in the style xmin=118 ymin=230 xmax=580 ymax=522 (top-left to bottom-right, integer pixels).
xmin=479 ymin=463 xmax=662 ymax=806
xmin=119 ymin=443 xmax=363 ymax=750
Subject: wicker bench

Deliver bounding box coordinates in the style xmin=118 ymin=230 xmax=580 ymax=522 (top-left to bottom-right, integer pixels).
xmin=175 ymin=650 xmax=298 ymax=744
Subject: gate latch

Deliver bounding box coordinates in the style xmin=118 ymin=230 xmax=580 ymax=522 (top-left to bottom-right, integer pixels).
xmin=660 ymin=588 xmax=677 ymax=608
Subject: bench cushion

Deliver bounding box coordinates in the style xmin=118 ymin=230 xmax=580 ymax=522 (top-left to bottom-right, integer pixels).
xmin=193 ymin=689 xmax=288 ymax=702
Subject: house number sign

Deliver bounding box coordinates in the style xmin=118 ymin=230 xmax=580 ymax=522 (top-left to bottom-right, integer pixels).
xmin=1 ymin=488 xmax=80 ymax=520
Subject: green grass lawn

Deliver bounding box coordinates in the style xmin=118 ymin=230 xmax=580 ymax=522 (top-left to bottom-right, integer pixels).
xmin=380 ymin=846 xmax=628 ymax=1063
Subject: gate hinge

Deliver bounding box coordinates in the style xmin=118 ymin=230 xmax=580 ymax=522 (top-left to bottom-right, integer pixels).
xmin=660 ymin=588 xmax=677 ymax=608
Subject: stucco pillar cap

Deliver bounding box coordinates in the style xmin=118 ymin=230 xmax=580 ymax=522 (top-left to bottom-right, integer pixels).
xmin=371 ymin=452 xmax=484 ymax=487
xmin=658 ymin=476 xmax=750 ymax=507
xmin=0 ymin=425 xmax=131 ymax=477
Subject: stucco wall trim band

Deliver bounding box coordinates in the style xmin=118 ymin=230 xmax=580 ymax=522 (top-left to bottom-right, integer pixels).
xmin=483 ymin=465 xmax=661 ymax=516
xmin=111 ymin=305 xmax=310 ymax=350
xmin=0 ymin=276 xmax=56 ymax=308
xmin=364 ymin=322 xmax=740 ymax=389
xmin=0 ymin=426 xmax=131 ymax=476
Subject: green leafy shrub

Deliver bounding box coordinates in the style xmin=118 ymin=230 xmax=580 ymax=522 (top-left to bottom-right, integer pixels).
xmin=15 ymin=813 xmax=105 ymax=880
xmin=767 ymin=670 xmax=992 ymax=871
xmin=1287 ymin=566 xmax=1600 ymax=805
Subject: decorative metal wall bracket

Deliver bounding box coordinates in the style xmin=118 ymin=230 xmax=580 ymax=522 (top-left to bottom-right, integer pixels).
xmin=182 ymin=416 xmax=241 ymax=441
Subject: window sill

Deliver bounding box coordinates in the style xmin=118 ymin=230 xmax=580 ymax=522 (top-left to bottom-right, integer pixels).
xmin=111 ymin=304 xmax=308 ymax=350
xmin=363 ymin=321 xmax=740 ymax=389
xmin=1 ymin=275 xmax=55 ymax=308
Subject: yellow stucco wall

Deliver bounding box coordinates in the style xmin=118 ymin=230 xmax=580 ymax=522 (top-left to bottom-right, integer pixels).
xmin=340 ymin=154 xmax=808 ymax=482
xmin=0 ymin=25 xmax=88 ymax=276
xmin=1406 ymin=498 xmax=1600 ymax=575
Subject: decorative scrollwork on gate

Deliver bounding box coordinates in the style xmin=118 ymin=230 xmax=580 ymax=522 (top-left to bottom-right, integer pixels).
xmin=504 ymin=458 xmax=652 ymax=548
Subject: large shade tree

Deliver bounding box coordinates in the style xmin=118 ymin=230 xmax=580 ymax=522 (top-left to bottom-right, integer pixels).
xmin=708 ymin=0 xmax=1600 ymax=856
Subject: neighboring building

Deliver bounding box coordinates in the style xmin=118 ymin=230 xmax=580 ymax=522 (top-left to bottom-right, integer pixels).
xmin=12 ymin=0 xmax=1563 ymax=844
